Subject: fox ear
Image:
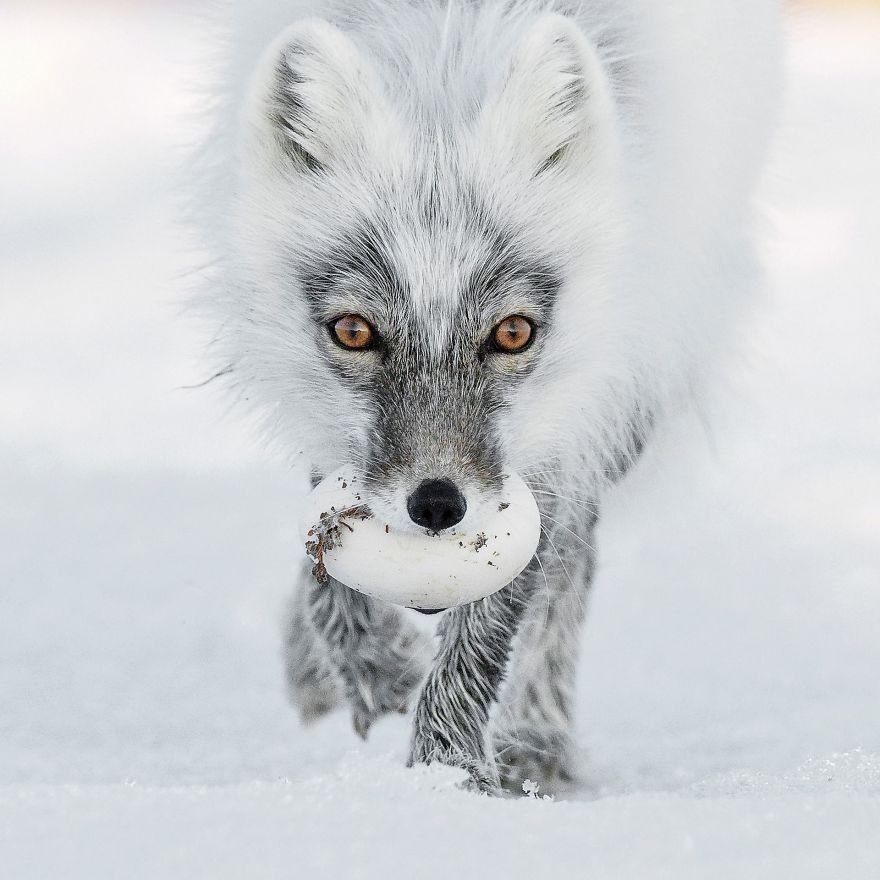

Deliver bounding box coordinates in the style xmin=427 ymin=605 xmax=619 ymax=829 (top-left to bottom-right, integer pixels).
xmin=481 ymin=15 xmax=617 ymax=176
xmin=246 ymin=19 xmax=395 ymax=172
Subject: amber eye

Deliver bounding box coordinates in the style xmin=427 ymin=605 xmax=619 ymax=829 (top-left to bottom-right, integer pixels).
xmin=491 ymin=315 xmax=534 ymax=353
xmin=330 ymin=314 xmax=376 ymax=350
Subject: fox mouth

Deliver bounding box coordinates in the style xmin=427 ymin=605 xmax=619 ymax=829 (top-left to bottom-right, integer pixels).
xmin=303 ymin=467 xmax=542 ymax=610
xmin=359 ymin=476 xmax=508 ymax=538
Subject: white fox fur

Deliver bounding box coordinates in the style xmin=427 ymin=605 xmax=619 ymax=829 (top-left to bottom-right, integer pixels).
xmin=194 ymin=0 xmax=780 ymax=792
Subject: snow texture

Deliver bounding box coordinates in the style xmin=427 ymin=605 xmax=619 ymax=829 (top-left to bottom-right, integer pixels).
xmin=1 ymin=3 xmax=879 ymax=877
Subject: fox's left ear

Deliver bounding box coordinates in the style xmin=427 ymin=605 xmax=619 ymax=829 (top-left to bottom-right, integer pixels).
xmin=480 ymin=15 xmax=618 ymax=177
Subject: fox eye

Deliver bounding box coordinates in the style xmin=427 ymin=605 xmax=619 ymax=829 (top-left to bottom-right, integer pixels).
xmin=330 ymin=314 xmax=376 ymax=350
xmin=491 ymin=315 xmax=534 ymax=354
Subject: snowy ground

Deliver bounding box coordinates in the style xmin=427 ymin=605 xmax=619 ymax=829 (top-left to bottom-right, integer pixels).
xmin=1 ymin=3 xmax=879 ymax=877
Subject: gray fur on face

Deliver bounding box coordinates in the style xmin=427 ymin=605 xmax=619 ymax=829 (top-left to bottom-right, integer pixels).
xmin=297 ymin=192 xmax=562 ymax=513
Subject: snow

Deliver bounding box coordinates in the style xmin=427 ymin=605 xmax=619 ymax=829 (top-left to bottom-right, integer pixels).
xmin=1 ymin=3 xmax=879 ymax=877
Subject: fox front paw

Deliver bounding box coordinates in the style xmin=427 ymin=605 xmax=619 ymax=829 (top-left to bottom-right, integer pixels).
xmin=349 ymin=669 xmax=415 ymax=739
xmin=285 ymin=631 xmax=340 ymax=723
xmin=408 ymin=736 xmax=500 ymax=794
xmin=494 ymin=727 xmax=580 ymax=795
xmin=407 ymin=708 xmax=501 ymax=795
xmin=289 ymin=674 xmax=340 ymax=724
xmin=347 ymin=635 xmax=430 ymax=739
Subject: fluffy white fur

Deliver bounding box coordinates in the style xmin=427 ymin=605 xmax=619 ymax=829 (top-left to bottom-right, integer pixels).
xmin=193 ymin=0 xmax=781 ymax=792
xmin=197 ymin=0 xmax=780 ymax=503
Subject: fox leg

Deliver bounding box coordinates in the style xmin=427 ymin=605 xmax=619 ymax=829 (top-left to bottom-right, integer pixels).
xmin=284 ymin=566 xmax=340 ymax=722
xmin=406 ymin=562 xmax=540 ymax=794
xmin=288 ymin=569 xmax=431 ymax=738
xmin=407 ymin=513 xmax=596 ymax=795
xmin=493 ymin=537 xmax=595 ymax=794
xmin=493 ymin=511 xmax=597 ymax=793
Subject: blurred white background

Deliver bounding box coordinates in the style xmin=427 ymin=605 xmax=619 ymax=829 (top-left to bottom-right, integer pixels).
xmin=1 ymin=2 xmax=879 ymax=877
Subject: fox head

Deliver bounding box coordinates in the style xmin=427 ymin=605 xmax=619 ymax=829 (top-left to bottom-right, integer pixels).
xmin=228 ymin=10 xmax=624 ymax=533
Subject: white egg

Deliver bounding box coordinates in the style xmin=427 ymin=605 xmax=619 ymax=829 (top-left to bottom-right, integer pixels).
xmin=300 ymin=469 xmax=541 ymax=610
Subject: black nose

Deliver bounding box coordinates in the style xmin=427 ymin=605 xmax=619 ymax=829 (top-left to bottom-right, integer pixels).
xmin=407 ymin=479 xmax=467 ymax=531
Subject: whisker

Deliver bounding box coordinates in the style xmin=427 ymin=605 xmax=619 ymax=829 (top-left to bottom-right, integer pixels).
xmin=532 ymin=544 xmax=552 ymax=630
xmin=529 ymin=488 xmax=600 ymax=510
xmin=539 ymin=524 xmax=586 ymax=616
xmin=541 ymin=512 xmax=598 ymax=555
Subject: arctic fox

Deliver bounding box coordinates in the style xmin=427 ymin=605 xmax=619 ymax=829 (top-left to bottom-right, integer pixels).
xmin=198 ymin=0 xmax=780 ymax=793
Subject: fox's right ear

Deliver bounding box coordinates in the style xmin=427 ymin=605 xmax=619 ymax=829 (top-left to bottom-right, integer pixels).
xmin=244 ymin=19 xmax=397 ymax=173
